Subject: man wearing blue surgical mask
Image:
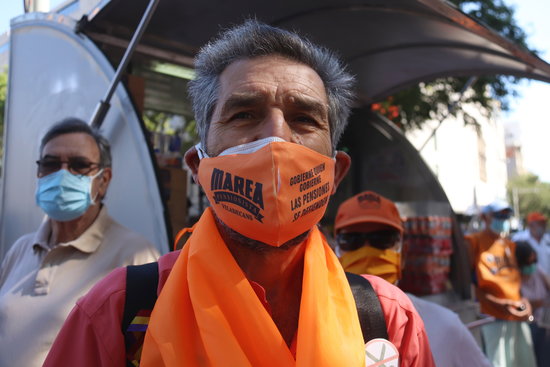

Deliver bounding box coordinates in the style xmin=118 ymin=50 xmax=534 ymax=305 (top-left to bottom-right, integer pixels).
xmin=0 ymin=118 xmax=160 ymax=367
xmin=465 ymin=200 xmax=536 ymax=367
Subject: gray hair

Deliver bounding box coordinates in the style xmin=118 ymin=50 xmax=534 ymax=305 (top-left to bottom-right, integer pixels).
xmin=40 ymin=117 xmax=112 ymax=168
xmin=188 ymin=19 xmax=355 ymax=151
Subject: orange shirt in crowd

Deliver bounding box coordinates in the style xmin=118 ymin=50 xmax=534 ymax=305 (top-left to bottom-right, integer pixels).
xmin=465 ymin=232 xmax=522 ymax=320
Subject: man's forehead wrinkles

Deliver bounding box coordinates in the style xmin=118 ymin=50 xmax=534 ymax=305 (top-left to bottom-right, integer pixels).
xmin=43 ymin=141 xmax=100 ymax=161
xmin=221 ymin=61 xmax=327 ymax=98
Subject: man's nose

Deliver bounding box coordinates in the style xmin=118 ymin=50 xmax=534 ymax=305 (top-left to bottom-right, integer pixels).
xmin=257 ymin=109 xmax=292 ymax=141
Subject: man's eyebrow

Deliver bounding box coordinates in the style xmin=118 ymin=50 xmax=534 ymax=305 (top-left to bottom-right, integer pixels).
xmin=219 ymin=92 xmax=267 ymax=117
xmin=218 ymin=92 xmax=328 ymax=119
xmin=287 ymin=95 xmax=328 ymax=118
xmin=40 ymin=154 xmax=91 ymax=160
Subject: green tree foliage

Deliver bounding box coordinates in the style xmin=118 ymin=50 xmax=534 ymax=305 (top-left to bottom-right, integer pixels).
xmin=143 ymin=110 xmax=172 ymax=132
xmin=507 ymin=173 xmax=550 ymax=225
xmin=143 ymin=110 xmax=197 ymax=138
xmin=142 ymin=109 xmax=198 ymax=156
xmin=379 ymin=0 xmax=535 ymax=131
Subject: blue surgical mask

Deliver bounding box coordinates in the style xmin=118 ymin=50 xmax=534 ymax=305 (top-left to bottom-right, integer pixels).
xmin=35 ymin=169 xmax=102 ymax=221
xmin=490 ymin=218 xmax=510 ymax=234
xmin=521 ymin=264 xmax=537 ymax=276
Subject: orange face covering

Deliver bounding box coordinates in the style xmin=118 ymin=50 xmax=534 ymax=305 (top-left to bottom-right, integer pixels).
xmin=197 ymin=138 xmax=335 ymax=247
xmin=141 ymin=208 xmax=365 ymax=366
xmin=339 ymin=245 xmax=402 ymax=284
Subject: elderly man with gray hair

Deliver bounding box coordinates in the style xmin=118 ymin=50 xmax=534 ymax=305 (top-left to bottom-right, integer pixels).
xmin=44 ymin=21 xmax=434 ymax=367
xmin=0 ymin=118 xmax=160 ymax=367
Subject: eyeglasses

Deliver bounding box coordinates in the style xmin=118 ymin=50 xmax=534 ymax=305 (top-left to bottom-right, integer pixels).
xmin=36 ymin=157 xmax=101 ymax=176
xmin=492 ymin=212 xmax=511 ymax=220
xmin=336 ymin=230 xmax=401 ymax=252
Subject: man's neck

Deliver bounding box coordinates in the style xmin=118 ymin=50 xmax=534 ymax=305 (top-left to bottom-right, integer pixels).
xmin=50 ymin=204 xmax=102 ymax=244
xmin=216 ymin=219 xmax=306 ymax=347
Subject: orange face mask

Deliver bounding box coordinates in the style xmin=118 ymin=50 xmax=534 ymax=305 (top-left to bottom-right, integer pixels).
xmin=197 ymin=137 xmax=335 ymax=247
xmin=339 ymin=245 xmax=402 ymax=284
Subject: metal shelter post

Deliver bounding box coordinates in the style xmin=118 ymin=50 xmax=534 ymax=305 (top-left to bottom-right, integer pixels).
xmin=90 ymin=0 xmax=160 ymax=128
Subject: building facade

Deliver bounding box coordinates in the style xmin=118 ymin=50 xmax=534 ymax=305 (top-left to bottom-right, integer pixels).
xmin=405 ymin=103 xmax=509 ymax=214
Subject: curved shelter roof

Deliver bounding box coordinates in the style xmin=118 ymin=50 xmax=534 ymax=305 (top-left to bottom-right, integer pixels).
xmin=85 ymin=0 xmax=550 ymax=104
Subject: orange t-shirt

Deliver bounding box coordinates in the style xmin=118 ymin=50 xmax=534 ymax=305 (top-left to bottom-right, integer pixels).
xmin=465 ymin=231 xmax=521 ymax=320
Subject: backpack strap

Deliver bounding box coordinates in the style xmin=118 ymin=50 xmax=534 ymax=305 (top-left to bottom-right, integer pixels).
xmin=346 ymin=272 xmax=389 ymax=342
xmin=123 ymin=262 xmax=159 ymax=367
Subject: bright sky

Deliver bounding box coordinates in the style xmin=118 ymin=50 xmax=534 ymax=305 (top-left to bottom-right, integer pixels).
xmin=502 ymin=0 xmax=550 ymax=183
xmin=1 ymin=0 xmax=550 ymax=180
xmin=0 ymin=2 xmax=23 ymax=32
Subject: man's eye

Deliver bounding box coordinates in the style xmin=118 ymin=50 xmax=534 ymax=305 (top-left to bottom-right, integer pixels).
xmin=42 ymin=161 xmax=60 ymax=169
xmin=230 ymin=111 xmax=254 ymax=120
xmin=38 ymin=161 xmax=61 ymax=174
xmin=294 ymin=115 xmax=318 ymax=124
xmin=72 ymin=161 xmax=92 ymax=170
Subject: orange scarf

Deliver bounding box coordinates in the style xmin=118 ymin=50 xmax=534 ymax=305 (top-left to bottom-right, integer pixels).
xmin=141 ymin=208 xmax=365 ymax=366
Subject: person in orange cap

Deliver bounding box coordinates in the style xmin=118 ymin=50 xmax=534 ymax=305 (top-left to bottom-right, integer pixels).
xmin=513 ymin=212 xmax=550 ymax=276
xmin=334 ymin=190 xmax=492 ymax=367
xmin=334 ymin=191 xmax=404 ymax=284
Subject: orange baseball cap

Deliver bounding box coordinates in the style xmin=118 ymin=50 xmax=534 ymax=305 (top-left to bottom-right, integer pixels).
xmin=334 ymin=191 xmax=403 ymax=233
xmin=527 ymin=212 xmax=548 ymax=223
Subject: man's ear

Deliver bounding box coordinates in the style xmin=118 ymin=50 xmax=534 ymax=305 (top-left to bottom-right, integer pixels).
xmin=96 ymin=167 xmax=112 ymax=201
xmin=184 ymin=145 xmax=201 ymax=184
xmin=332 ymin=151 xmax=351 ymax=194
